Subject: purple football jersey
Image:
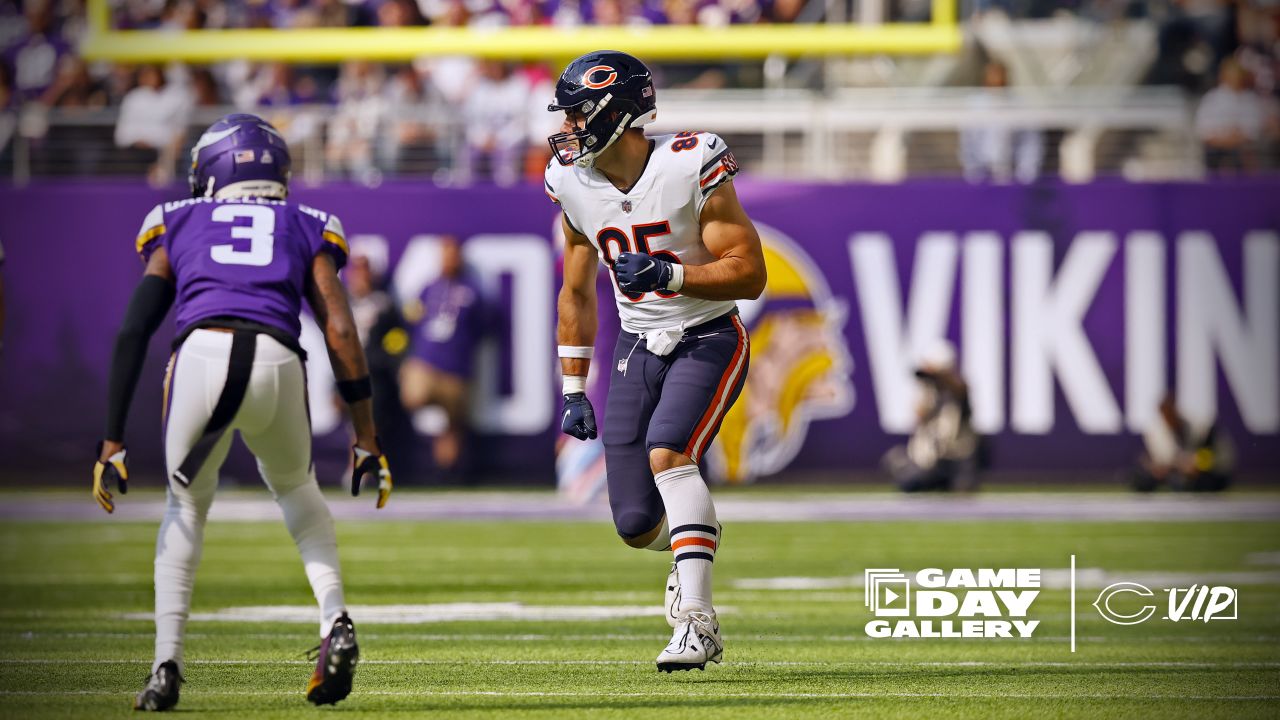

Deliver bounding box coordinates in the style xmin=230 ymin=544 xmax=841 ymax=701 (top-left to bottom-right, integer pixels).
xmin=135 ymin=197 xmax=348 ymax=339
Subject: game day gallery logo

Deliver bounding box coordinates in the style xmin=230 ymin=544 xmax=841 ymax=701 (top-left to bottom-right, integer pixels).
xmin=863 ymin=568 xmax=1041 ymax=638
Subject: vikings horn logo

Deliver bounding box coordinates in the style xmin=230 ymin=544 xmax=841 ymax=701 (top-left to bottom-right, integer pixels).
xmin=706 ymin=224 xmax=855 ymax=484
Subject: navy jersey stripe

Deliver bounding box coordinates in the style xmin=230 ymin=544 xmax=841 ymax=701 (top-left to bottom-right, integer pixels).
xmin=675 ymin=551 xmax=715 ymax=563
xmin=670 ymin=523 xmax=719 ymax=536
xmin=700 ymin=147 xmax=730 ymax=176
xmin=700 ymin=174 xmax=732 ymax=198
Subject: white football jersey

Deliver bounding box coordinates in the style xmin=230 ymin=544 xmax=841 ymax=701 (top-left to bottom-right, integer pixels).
xmin=545 ymin=132 xmax=740 ymax=334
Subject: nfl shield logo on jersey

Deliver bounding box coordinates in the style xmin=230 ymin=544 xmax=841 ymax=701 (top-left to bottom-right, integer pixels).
xmin=621 ymin=200 xmax=633 ymax=213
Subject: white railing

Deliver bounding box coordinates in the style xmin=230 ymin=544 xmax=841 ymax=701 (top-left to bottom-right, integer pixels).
xmin=3 ymin=86 xmax=1205 ymax=184
xmin=653 ymin=86 xmax=1202 ymax=181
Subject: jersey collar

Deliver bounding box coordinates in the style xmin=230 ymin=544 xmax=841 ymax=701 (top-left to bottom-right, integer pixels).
xmin=593 ymin=139 xmax=656 ymax=196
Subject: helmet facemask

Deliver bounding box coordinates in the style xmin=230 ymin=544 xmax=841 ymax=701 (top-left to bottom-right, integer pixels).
xmin=548 ymin=93 xmax=646 ymax=168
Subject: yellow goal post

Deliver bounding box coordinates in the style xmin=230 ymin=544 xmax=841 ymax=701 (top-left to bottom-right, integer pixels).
xmin=80 ymin=0 xmax=961 ymax=64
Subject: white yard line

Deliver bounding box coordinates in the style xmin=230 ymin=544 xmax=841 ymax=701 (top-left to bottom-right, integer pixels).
xmin=0 ymin=689 xmax=1276 ymax=700
xmin=2 ymin=659 xmax=1278 ymax=668
xmin=5 ymin=492 xmax=1279 ymax=522
xmin=733 ymin=568 xmax=1280 ymax=590
xmin=5 ymin=631 xmax=1279 ymax=643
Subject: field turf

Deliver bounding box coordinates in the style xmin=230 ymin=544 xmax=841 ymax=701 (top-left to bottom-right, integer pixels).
xmin=1 ymin=490 xmax=1278 ymax=719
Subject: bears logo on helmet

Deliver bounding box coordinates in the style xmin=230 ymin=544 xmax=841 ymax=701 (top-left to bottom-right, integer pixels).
xmin=547 ymin=50 xmax=657 ymax=167
xmin=582 ymin=65 xmax=620 ymax=89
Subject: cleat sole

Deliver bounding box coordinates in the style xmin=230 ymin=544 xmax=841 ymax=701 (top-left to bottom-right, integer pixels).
xmin=657 ymin=662 xmax=706 ymax=673
xmin=306 ymin=637 xmax=359 ymax=706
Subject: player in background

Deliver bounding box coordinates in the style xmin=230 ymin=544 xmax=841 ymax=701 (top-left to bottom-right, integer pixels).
xmin=545 ymin=51 xmax=766 ymax=671
xmin=91 ymin=114 xmax=393 ymax=711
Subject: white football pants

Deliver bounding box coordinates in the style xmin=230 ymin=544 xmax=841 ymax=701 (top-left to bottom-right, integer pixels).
xmin=154 ymin=329 xmax=346 ymax=673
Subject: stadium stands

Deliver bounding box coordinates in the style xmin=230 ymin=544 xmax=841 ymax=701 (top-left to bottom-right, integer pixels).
xmin=1 ymin=0 xmax=1277 ymax=182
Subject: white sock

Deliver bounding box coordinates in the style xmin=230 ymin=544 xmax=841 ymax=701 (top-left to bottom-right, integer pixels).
xmin=274 ymin=481 xmax=347 ymax=637
xmin=153 ymin=490 xmax=211 ymax=673
xmin=654 ymin=464 xmax=718 ymax=615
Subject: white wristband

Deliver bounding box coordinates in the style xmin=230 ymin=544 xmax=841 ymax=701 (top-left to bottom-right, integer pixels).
xmin=558 ymin=345 xmax=594 ymax=359
xmin=563 ymin=375 xmax=587 ymax=395
xmin=666 ymin=263 xmax=685 ymax=293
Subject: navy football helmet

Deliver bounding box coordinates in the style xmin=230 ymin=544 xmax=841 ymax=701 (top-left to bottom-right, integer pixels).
xmin=189 ymin=113 xmax=291 ymax=199
xmin=547 ymin=50 xmax=657 ymax=167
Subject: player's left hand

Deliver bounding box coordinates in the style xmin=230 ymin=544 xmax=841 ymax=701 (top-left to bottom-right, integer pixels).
xmin=92 ymin=441 xmax=129 ymax=514
xmin=351 ymin=443 xmax=393 ymax=509
xmin=561 ymin=392 xmax=598 ymax=440
xmin=614 ymin=252 xmax=674 ymax=294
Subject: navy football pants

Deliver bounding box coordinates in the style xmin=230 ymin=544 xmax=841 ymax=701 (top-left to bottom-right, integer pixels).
xmin=602 ymin=310 xmax=749 ymax=541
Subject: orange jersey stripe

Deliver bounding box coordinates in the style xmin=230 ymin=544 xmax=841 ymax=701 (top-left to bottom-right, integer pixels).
xmin=699 ymin=165 xmax=726 ymax=188
xmin=672 ymin=537 xmax=717 ymax=551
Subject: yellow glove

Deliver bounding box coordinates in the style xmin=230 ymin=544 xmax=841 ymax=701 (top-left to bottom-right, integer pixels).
xmin=351 ymin=445 xmax=392 ymax=509
xmin=93 ymin=443 xmax=129 ymax=514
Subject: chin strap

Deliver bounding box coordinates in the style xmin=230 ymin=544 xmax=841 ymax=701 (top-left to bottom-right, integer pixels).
xmin=577 ymin=111 xmax=634 ymax=169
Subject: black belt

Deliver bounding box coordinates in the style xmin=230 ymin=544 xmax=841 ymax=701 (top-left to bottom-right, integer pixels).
xmin=171 ymin=329 xmax=257 ymax=487
xmin=173 ymin=317 xmax=307 ymax=361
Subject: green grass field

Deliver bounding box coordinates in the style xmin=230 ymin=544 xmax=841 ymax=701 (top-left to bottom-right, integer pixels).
xmin=1 ymin=491 xmax=1278 ymax=719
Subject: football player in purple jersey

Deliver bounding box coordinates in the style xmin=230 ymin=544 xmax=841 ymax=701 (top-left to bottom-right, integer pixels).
xmin=92 ymin=114 xmax=391 ymax=711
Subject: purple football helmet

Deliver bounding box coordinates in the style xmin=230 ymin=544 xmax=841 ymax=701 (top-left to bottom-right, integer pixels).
xmin=189 ymin=113 xmax=291 ymax=198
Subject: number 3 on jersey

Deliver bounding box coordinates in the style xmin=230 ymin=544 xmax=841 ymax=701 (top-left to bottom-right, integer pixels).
xmin=210 ymin=204 xmax=275 ymax=267
xmin=598 ymin=221 xmax=682 ymax=301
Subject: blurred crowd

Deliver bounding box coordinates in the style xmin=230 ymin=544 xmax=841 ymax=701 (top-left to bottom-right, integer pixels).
xmin=339 ymin=236 xmax=495 ymax=485
xmin=1 ymin=0 xmax=799 ymax=183
xmin=1145 ymin=0 xmax=1280 ymax=172
xmin=1 ymin=0 xmax=1279 ymax=180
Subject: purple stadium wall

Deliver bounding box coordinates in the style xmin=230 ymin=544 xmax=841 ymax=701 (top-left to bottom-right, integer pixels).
xmin=1 ymin=180 xmax=1277 ymax=485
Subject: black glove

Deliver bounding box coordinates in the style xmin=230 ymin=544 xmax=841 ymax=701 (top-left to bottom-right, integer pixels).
xmin=351 ymin=445 xmax=393 ymax=509
xmin=614 ymin=252 xmax=674 ymax=294
xmin=561 ymin=392 xmax=598 ymax=440
xmin=93 ymin=442 xmax=129 ymax=514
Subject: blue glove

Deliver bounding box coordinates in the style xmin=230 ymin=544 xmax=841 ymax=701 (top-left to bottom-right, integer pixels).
xmin=614 ymin=252 xmax=674 ymax=294
xmin=561 ymin=392 xmax=598 ymax=440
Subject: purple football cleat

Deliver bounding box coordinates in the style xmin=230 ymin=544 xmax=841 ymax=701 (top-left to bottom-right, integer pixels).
xmin=306 ymin=614 xmax=359 ymax=706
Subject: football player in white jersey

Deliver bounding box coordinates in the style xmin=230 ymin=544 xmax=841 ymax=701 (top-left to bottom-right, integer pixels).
xmin=544 ymin=51 xmax=766 ymax=672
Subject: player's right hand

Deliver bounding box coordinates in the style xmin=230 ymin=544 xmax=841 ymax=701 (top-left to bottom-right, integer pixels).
xmin=561 ymin=392 xmax=598 ymax=441
xmin=93 ymin=441 xmax=129 ymax=514
xmin=351 ymin=444 xmax=393 ymax=509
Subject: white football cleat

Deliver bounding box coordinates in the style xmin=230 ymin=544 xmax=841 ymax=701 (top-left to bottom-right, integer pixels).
xmin=664 ymin=523 xmax=721 ymax=629
xmin=656 ymin=611 xmax=723 ymax=672
xmin=664 ymin=562 xmax=681 ymax=629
